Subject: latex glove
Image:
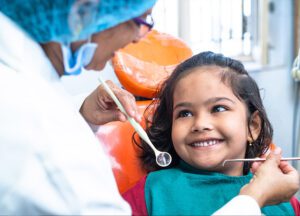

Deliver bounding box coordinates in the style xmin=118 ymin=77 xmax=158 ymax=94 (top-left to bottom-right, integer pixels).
xmin=239 ymin=149 xmax=300 ymax=207
xmin=80 ymin=80 xmax=141 ymax=125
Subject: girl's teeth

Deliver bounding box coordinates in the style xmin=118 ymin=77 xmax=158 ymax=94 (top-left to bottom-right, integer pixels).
xmin=192 ymin=140 xmax=218 ymax=147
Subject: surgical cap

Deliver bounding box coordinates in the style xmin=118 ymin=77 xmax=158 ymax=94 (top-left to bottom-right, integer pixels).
xmin=0 ymin=0 xmax=157 ymax=43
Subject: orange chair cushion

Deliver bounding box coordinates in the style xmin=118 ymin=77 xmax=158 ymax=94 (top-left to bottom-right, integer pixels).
xmin=112 ymin=30 xmax=193 ymax=98
xmin=96 ymin=101 xmax=151 ymax=193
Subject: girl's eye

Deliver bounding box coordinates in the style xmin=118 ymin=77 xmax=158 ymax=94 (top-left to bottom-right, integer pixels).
xmin=177 ymin=110 xmax=192 ymax=118
xmin=212 ymin=105 xmax=227 ymax=113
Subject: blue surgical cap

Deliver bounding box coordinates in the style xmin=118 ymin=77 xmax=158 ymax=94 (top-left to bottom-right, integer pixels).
xmin=0 ymin=0 xmax=157 ymax=43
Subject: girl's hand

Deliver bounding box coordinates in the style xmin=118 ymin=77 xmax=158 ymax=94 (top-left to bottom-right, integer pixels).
xmin=80 ymin=80 xmax=141 ymax=125
xmin=240 ymin=150 xmax=299 ymax=207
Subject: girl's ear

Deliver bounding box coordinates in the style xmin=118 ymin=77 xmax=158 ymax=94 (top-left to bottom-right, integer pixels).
xmin=248 ymin=111 xmax=261 ymax=142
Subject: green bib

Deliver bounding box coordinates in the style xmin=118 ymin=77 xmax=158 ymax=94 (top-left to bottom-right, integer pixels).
xmin=145 ymin=160 xmax=294 ymax=216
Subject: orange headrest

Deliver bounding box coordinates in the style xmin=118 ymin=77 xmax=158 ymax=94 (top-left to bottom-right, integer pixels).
xmin=112 ymin=30 xmax=193 ymax=98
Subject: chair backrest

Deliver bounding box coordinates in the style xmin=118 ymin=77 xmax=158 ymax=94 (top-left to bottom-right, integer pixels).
xmin=97 ymin=30 xmax=192 ymax=193
xmin=96 ymin=101 xmax=150 ymax=193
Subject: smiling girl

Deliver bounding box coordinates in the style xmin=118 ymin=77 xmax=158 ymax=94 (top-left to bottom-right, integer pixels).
xmin=123 ymin=51 xmax=299 ymax=215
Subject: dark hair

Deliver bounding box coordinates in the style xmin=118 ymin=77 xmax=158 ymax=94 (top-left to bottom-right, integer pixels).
xmin=134 ymin=51 xmax=273 ymax=174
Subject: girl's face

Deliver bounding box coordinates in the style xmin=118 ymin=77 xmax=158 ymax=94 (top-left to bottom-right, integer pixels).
xmin=171 ymin=66 xmax=259 ymax=176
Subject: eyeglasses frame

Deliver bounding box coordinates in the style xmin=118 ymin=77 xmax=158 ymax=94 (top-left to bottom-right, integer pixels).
xmin=132 ymin=14 xmax=154 ymax=30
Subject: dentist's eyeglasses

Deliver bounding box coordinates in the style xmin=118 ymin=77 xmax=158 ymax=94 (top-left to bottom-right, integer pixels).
xmin=133 ymin=14 xmax=154 ymax=38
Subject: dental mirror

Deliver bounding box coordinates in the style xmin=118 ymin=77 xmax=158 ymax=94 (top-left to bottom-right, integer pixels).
xmin=156 ymin=152 xmax=172 ymax=167
xmin=97 ymin=76 xmax=172 ymax=167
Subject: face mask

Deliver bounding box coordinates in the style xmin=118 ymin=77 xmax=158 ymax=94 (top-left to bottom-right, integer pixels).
xmin=61 ymin=42 xmax=98 ymax=76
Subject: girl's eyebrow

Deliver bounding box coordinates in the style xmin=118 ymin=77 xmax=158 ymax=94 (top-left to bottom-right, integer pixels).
xmin=173 ymin=97 xmax=235 ymax=110
xmin=205 ymin=97 xmax=236 ymax=105
xmin=173 ymin=102 xmax=192 ymax=110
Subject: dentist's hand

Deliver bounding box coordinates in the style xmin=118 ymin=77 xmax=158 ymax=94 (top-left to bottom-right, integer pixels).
xmin=80 ymin=80 xmax=141 ymax=125
xmin=240 ymin=149 xmax=299 ymax=207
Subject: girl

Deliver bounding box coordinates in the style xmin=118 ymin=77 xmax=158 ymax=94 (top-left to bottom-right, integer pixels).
xmin=123 ymin=51 xmax=299 ymax=215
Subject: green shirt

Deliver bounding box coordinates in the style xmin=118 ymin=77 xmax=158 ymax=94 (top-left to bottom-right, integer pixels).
xmin=145 ymin=160 xmax=294 ymax=216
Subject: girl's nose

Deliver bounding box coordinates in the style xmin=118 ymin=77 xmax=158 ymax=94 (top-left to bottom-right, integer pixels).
xmin=191 ymin=114 xmax=213 ymax=132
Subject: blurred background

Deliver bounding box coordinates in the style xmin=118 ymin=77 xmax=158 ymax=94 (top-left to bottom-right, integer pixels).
xmin=62 ymin=0 xmax=300 ymax=169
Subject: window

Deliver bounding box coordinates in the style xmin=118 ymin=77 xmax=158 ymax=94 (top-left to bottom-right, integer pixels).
xmin=152 ymin=0 xmax=268 ymax=64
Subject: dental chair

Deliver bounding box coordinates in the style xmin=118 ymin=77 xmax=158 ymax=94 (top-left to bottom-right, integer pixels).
xmin=95 ymin=30 xmax=192 ymax=193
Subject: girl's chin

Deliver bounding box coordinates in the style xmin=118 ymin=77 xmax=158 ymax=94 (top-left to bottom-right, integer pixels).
xmin=191 ymin=161 xmax=223 ymax=170
xmin=194 ymin=162 xmax=243 ymax=176
xmin=193 ymin=157 xmax=230 ymax=169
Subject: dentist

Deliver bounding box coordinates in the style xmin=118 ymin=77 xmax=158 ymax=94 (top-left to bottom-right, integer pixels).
xmin=0 ymin=0 xmax=154 ymax=214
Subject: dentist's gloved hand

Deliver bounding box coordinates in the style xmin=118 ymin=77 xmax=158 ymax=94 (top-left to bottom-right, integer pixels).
xmin=240 ymin=148 xmax=299 ymax=207
xmin=80 ymin=80 xmax=141 ymax=125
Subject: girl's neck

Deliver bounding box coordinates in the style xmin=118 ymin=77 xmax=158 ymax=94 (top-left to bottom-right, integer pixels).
xmin=178 ymin=160 xmax=244 ymax=176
